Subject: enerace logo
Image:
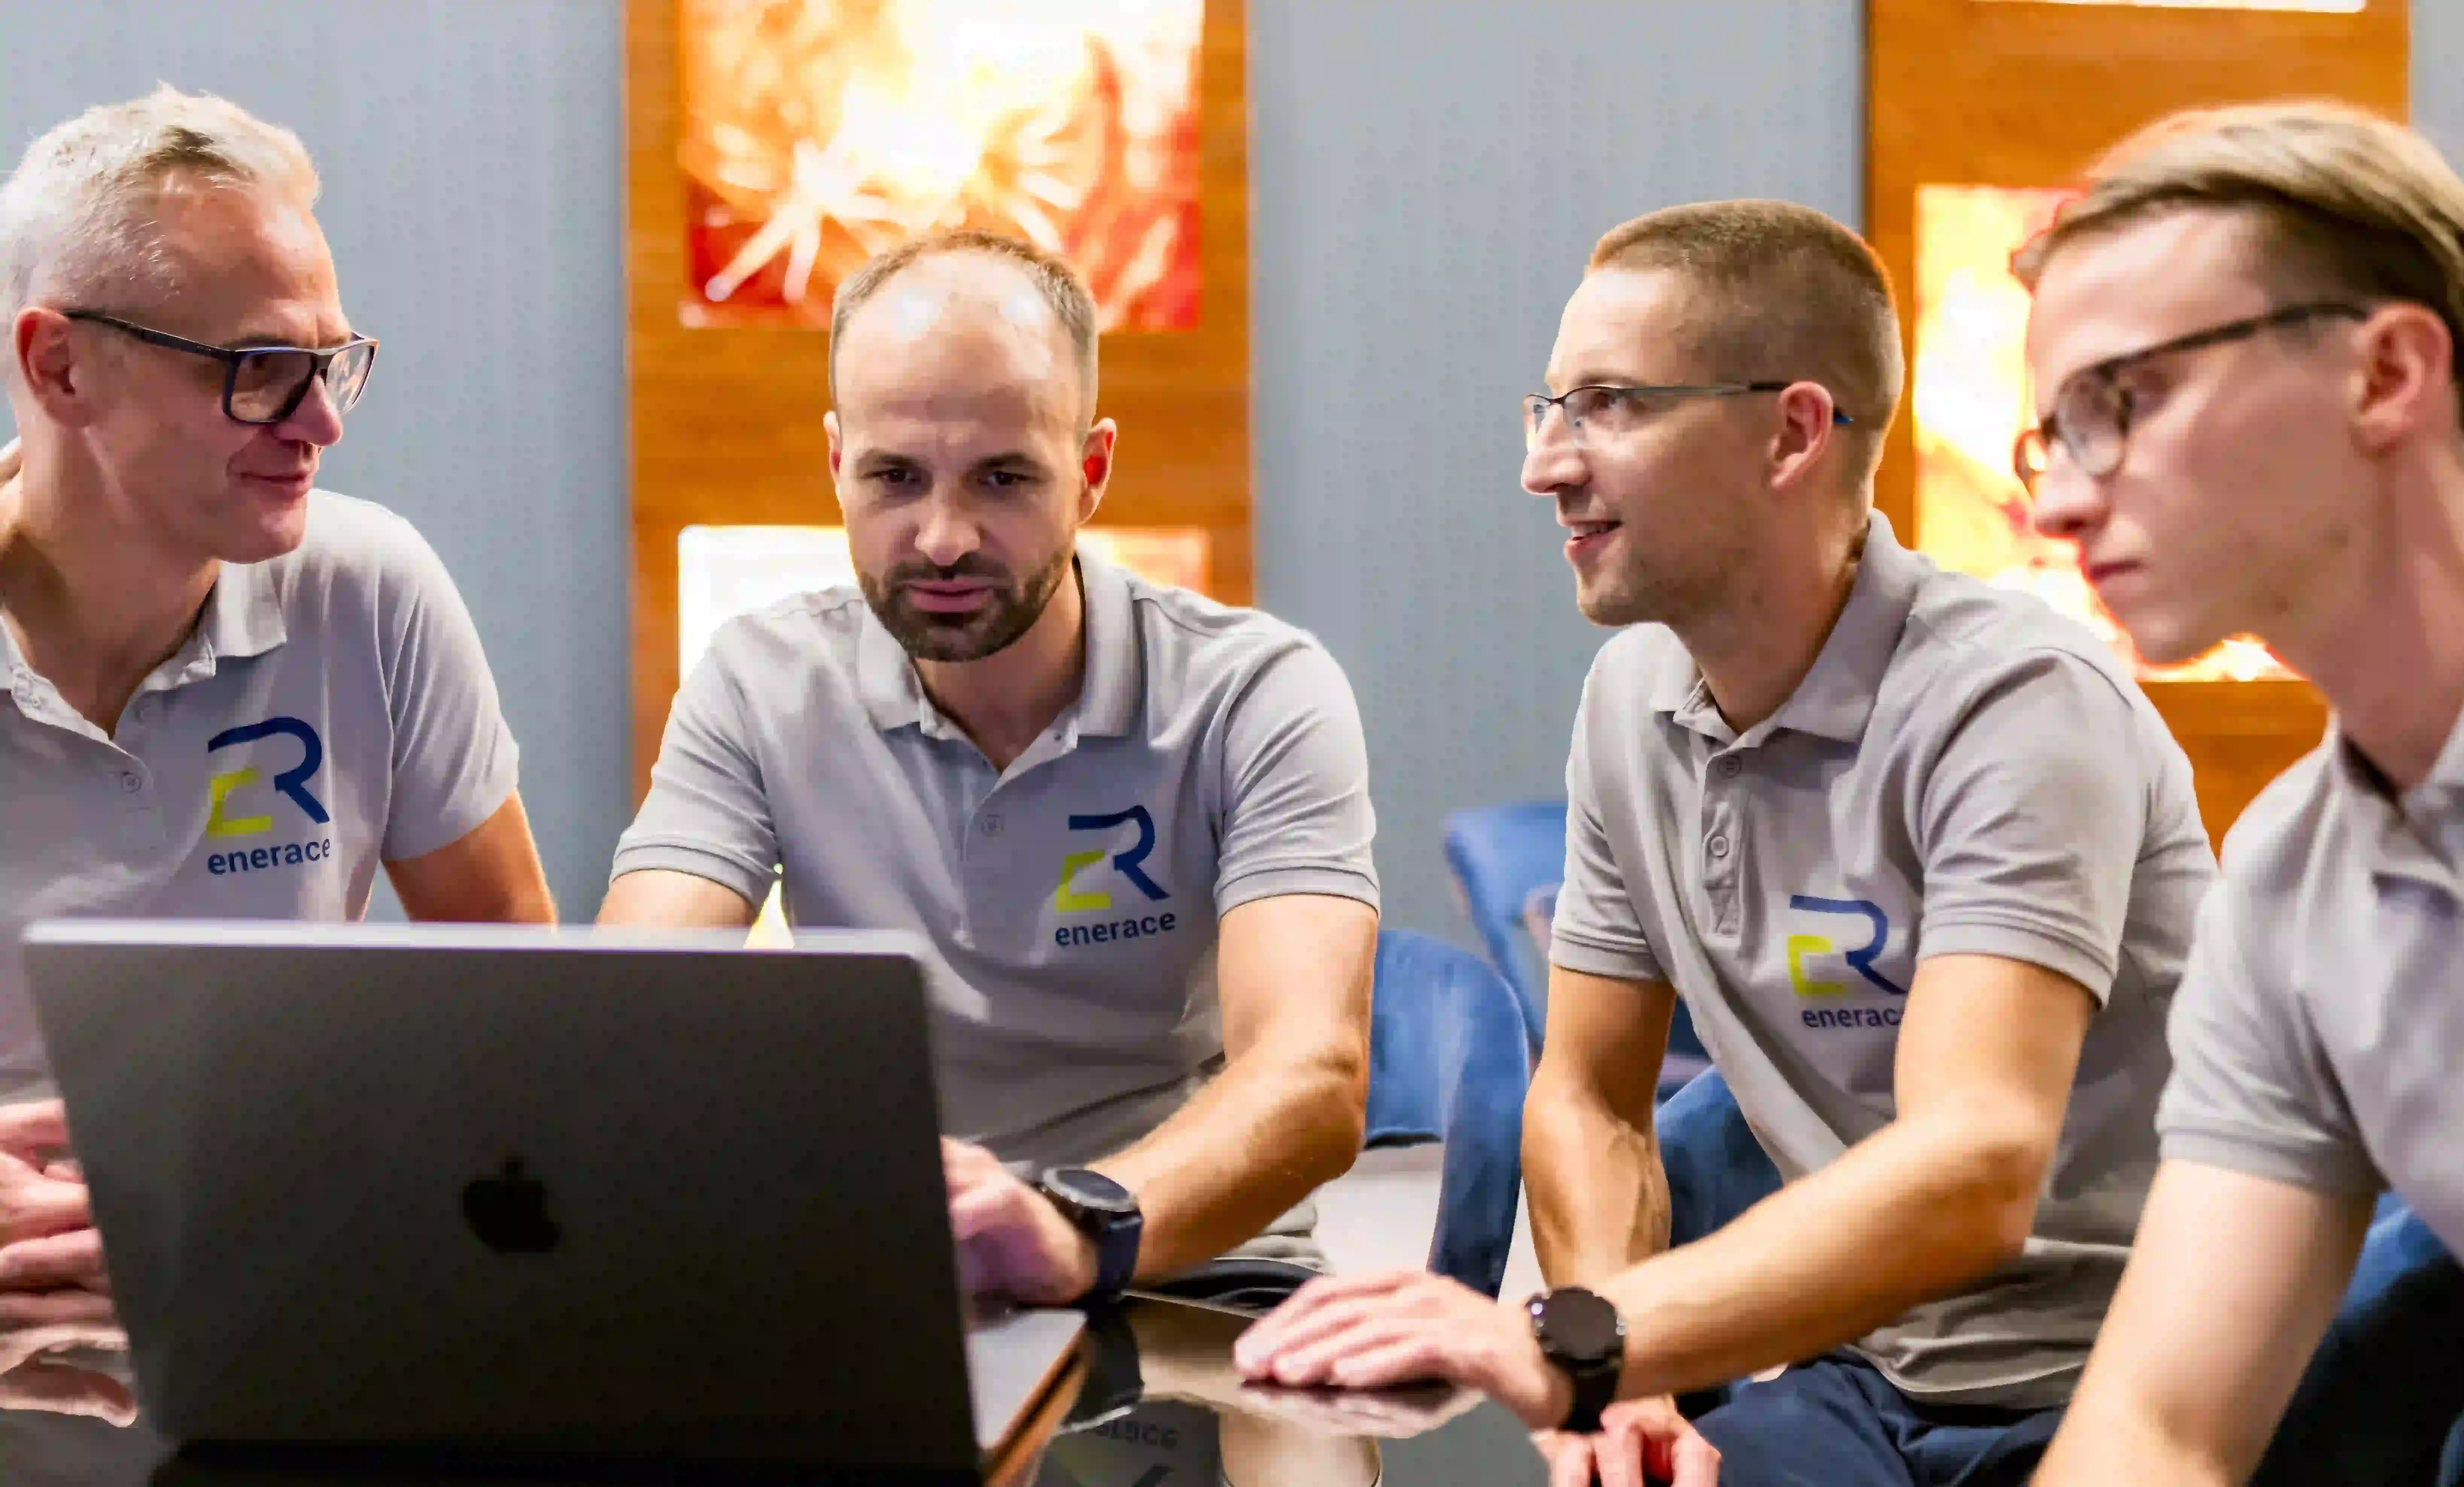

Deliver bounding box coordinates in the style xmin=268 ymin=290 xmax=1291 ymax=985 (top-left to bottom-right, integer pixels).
xmin=1786 ymin=895 xmax=1906 ymax=1031
xmin=202 ymin=717 xmax=336 ymax=877
xmin=1053 ymin=805 xmax=1177 ymax=949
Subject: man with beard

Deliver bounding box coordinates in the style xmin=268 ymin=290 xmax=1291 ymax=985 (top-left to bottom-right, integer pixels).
xmin=600 ymin=232 xmax=1380 ymax=1309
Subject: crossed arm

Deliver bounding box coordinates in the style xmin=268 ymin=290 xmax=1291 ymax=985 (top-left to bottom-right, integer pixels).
xmin=1236 ymin=949 xmax=2098 ymax=1434
xmin=1552 ymin=950 xmax=2096 ymax=1397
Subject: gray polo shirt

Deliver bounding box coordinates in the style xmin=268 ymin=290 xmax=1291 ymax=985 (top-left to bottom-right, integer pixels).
xmin=2157 ymin=712 xmax=2464 ymax=1256
xmin=610 ymin=551 xmax=1380 ymax=1177
xmin=0 ymin=490 xmax=518 ymax=1485
xmin=0 ymin=491 xmax=519 ymax=1099
xmin=1549 ymin=511 xmax=2216 ymax=1409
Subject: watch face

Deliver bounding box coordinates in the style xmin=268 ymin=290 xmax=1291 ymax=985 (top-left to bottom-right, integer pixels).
xmin=1044 ymin=1167 xmax=1137 ymax=1215
xmin=1534 ymin=1289 xmax=1625 ymax=1364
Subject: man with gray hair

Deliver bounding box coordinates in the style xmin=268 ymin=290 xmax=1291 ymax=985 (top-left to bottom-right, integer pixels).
xmin=0 ymin=86 xmax=553 ymax=1469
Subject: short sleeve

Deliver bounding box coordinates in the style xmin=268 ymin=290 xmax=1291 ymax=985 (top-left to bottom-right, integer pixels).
xmin=1548 ymin=660 xmax=1665 ymax=983
xmin=1913 ymin=653 xmax=2148 ymax=1000
xmin=1212 ymin=642 xmax=1380 ymax=915
xmin=375 ymin=519 xmax=520 ymax=862
xmin=2158 ymin=884 xmax=2383 ymax=1196
xmin=607 ymin=637 xmax=783 ymax=908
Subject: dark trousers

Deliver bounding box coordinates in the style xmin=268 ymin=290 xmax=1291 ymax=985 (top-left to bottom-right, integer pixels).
xmin=1694 ymin=1356 xmax=2059 ymax=1487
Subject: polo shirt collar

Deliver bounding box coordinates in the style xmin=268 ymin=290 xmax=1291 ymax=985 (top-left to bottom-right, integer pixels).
xmin=1073 ymin=548 xmax=1142 ymax=740
xmin=1653 ymin=509 xmax=1922 ymax=746
xmin=2414 ymin=701 xmax=2464 ymax=804
xmin=853 ymin=548 xmax=1143 ymax=741
xmin=193 ymin=557 xmax=287 ymax=667
xmin=0 ymin=557 xmax=285 ymax=702
xmin=2326 ymin=703 xmax=2464 ymax=890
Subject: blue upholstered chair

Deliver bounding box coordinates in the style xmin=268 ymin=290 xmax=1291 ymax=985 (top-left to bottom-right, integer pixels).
xmin=1441 ymin=801 xmax=1710 ymax=1086
xmin=1364 ymin=929 xmax=1532 ymax=1297
xmin=1440 ymin=801 xmax=1567 ymax=1053
xmin=2255 ymin=1192 xmax=2464 ymax=1487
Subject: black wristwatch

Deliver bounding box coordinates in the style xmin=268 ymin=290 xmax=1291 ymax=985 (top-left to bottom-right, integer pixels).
xmin=1527 ymin=1287 xmax=1628 ymax=1435
xmin=1038 ymin=1167 xmax=1143 ymax=1305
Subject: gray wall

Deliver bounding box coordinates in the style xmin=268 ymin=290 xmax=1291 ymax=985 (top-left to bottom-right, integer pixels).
xmin=0 ymin=0 xmax=631 ymax=920
xmin=1252 ymin=0 xmax=2464 ymax=945
xmin=0 ymin=0 xmax=2455 ymax=941
xmin=1249 ymin=0 xmax=1867 ymax=941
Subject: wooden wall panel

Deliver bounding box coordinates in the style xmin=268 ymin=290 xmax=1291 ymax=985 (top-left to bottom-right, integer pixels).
xmin=625 ymin=0 xmax=1251 ymax=793
xmin=1868 ymin=0 xmax=2405 ymax=846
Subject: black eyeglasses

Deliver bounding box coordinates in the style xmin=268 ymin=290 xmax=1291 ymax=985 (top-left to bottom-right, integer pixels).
xmin=64 ymin=310 xmax=378 ymax=426
xmin=1524 ymin=382 xmax=1854 ymax=450
xmin=2014 ymin=301 xmax=2367 ymax=495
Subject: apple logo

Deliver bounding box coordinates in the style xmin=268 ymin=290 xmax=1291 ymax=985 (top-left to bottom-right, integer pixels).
xmin=461 ymin=1158 xmax=560 ymax=1254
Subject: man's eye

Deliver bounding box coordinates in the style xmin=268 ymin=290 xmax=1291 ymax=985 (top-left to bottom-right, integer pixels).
xmin=985 ymin=470 xmax=1032 ymax=490
xmin=870 ymin=467 xmax=920 ymax=487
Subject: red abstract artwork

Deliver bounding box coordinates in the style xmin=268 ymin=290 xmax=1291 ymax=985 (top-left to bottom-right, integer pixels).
xmin=679 ymin=0 xmax=1205 ymax=332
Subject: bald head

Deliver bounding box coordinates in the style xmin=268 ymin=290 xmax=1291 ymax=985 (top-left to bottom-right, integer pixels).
xmin=830 ymin=231 xmax=1098 ymax=424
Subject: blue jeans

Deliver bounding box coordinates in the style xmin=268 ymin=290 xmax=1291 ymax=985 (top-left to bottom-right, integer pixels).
xmin=2252 ymin=1194 xmax=2464 ymax=1487
xmin=1694 ymin=1355 xmax=2059 ymax=1487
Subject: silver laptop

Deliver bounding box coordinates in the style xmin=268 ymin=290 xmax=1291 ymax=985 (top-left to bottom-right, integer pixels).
xmin=20 ymin=920 xmax=1084 ymax=1476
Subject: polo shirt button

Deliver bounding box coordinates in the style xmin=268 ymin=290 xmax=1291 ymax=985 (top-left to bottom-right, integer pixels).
xmin=1709 ymin=835 xmax=1731 ymax=859
xmin=1718 ymin=757 xmax=1743 ymax=779
xmin=982 ymin=814 xmax=1005 ymax=836
xmin=119 ymin=771 xmax=143 ymax=794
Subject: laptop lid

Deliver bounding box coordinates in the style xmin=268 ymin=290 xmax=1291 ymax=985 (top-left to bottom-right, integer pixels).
xmin=22 ymin=921 xmax=1072 ymax=1471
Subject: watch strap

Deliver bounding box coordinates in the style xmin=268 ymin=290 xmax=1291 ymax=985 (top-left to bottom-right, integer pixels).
xmin=1558 ymin=1359 xmax=1621 ymax=1435
xmin=1038 ymin=1171 xmax=1142 ymax=1304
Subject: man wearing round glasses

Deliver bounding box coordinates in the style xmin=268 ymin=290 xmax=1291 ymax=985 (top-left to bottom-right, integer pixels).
xmin=1239 ymin=200 xmax=2215 ymax=1487
xmin=0 ymin=88 xmax=552 ymax=1471
xmin=2021 ymin=102 xmax=2464 ymax=1487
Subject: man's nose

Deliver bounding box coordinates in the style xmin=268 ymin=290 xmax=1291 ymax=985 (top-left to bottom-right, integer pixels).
xmin=913 ymin=496 xmax=981 ymax=568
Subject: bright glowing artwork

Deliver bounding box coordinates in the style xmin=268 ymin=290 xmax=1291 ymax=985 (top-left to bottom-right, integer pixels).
xmin=1911 ymin=184 xmax=2288 ymax=681
xmin=678 ymin=525 xmax=1212 ymax=673
xmin=679 ymin=0 xmax=1205 ymax=331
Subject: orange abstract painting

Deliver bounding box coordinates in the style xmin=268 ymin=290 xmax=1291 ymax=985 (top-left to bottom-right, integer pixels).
xmin=679 ymin=0 xmax=1205 ymax=331
xmin=1912 ymin=183 xmax=2288 ymax=680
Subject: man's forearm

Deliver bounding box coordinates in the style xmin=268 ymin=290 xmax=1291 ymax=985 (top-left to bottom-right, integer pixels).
xmin=1524 ymin=1083 xmax=1669 ymax=1287
xmin=1598 ymin=1112 xmax=2038 ymax=1399
xmin=1093 ymin=1051 xmax=1365 ymax=1280
xmin=2034 ymin=1392 xmax=2236 ymax=1487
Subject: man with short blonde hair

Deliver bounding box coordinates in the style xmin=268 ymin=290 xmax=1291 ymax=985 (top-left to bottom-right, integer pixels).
xmin=0 ymin=87 xmax=553 ymax=1476
xmin=2021 ymin=100 xmax=2464 ymax=1487
xmin=1589 ymin=201 xmax=1905 ymax=484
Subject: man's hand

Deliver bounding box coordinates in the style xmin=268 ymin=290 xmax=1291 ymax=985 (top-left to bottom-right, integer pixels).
xmin=1 ymin=1102 xmax=104 ymax=1294
xmin=0 ymin=1288 xmax=132 ymax=1424
xmin=942 ymin=1140 xmax=1096 ymax=1307
xmin=0 ymin=1101 xmax=132 ymax=1425
xmin=1233 ymin=1271 xmax=1575 ymax=1432
xmin=1535 ymin=1396 xmax=1719 ymax=1487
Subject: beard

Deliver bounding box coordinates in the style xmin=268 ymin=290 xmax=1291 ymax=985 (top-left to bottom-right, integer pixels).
xmin=860 ymin=541 xmax=1076 ymax=663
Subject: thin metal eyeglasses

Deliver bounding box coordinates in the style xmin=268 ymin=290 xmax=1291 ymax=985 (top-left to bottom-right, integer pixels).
xmin=64 ymin=310 xmax=378 ymax=426
xmin=2013 ymin=301 xmax=2367 ymax=495
xmin=1523 ymin=382 xmax=1853 ymax=449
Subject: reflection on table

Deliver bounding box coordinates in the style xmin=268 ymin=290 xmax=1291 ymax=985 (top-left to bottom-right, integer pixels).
xmin=2 ymin=1294 xmax=1552 ymax=1486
